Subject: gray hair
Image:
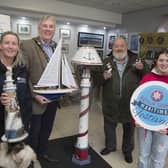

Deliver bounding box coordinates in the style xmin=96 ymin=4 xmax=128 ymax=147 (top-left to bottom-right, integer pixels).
xmin=38 ymin=15 xmax=56 ymax=28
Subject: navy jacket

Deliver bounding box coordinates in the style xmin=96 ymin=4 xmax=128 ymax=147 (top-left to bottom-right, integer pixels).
xmin=0 ymin=61 xmax=32 ymax=137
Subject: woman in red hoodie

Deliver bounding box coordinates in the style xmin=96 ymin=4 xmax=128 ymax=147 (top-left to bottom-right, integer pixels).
xmin=136 ymin=49 xmax=168 ymax=168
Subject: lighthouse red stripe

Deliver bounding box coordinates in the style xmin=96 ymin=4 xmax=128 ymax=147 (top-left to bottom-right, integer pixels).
xmin=80 ymin=107 xmax=89 ymax=117
xmin=81 ymin=94 xmax=89 ymax=99
xmin=78 ymin=130 xmax=88 ymax=137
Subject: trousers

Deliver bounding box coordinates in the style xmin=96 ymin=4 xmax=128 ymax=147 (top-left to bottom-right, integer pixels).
xmin=104 ymin=119 xmax=134 ymax=153
xmin=29 ymin=101 xmax=58 ymax=155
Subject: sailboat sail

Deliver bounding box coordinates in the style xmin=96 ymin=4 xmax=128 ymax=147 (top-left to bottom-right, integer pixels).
xmin=34 ymin=39 xmax=78 ymax=94
xmin=37 ymin=39 xmax=62 ymax=87
xmin=62 ymin=54 xmax=77 ymax=88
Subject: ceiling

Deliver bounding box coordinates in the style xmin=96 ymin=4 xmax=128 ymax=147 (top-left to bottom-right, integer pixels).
xmin=56 ymin=0 xmax=168 ymax=14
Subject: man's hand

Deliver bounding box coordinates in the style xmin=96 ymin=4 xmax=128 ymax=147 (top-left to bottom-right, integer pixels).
xmin=34 ymin=95 xmax=51 ymax=104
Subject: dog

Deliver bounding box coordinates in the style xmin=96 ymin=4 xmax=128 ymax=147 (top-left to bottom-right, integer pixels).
xmin=0 ymin=142 xmax=41 ymax=168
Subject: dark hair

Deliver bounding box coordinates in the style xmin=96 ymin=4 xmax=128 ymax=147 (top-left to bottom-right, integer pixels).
xmin=152 ymin=48 xmax=168 ymax=67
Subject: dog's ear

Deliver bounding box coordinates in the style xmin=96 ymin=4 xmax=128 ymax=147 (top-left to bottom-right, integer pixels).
xmin=12 ymin=143 xmax=25 ymax=154
xmin=8 ymin=142 xmax=25 ymax=154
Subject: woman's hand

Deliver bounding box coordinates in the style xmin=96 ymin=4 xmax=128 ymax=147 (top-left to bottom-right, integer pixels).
xmin=0 ymin=92 xmax=11 ymax=106
xmin=159 ymin=129 xmax=168 ymax=135
xmin=135 ymin=122 xmax=143 ymax=128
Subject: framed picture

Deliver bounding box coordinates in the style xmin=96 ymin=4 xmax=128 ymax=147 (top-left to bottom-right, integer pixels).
xmin=17 ymin=24 xmax=31 ymax=35
xmin=97 ymin=50 xmax=104 ymax=60
xmin=129 ymin=33 xmax=139 ymax=53
xmin=78 ymin=32 xmax=104 ymax=48
xmin=62 ymin=44 xmax=69 ymax=54
xmin=108 ymin=35 xmax=116 ymax=49
xmin=59 ymin=28 xmax=71 ymax=39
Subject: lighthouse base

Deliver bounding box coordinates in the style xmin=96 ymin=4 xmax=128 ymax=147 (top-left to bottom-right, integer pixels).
xmin=72 ymin=147 xmax=91 ymax=165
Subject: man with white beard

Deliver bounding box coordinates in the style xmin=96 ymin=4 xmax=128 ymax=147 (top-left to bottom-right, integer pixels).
xmin=100 ymin=37 xmax=148 ymax=163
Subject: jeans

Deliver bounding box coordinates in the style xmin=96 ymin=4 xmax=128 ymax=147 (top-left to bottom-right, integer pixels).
xmin=138 ymin=127 xmax=168 ymax=168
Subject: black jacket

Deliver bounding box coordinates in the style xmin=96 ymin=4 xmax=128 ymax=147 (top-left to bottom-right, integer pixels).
xmin=0 ymin=61 xmax=32 ymax=137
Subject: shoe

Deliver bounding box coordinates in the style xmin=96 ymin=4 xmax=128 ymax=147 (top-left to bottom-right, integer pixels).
xmin=124 ymin=153 xmax=133 ymax=163
xmin=38 ymin=154 xmax=59 ymax=163
xmin=100 ymin=148 xmax=116 ymax=155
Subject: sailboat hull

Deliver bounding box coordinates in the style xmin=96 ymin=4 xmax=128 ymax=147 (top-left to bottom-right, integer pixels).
xmin=33 ymin=88 xmax=77 ymax=100
xmin=33 ymin=88 xmax=77 ymax=94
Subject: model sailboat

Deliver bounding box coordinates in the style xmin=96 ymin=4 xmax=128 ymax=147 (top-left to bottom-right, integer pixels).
xmin=33 ymin=39 xmax=78 ymax=98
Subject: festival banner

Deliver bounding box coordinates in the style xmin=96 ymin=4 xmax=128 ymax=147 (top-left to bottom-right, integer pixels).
xmin=130 ymin=81 xmax=168 ymax=131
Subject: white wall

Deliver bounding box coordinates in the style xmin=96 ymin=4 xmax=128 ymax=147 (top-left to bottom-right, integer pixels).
xmin=120 ymin=6 xmax=168 ymax=32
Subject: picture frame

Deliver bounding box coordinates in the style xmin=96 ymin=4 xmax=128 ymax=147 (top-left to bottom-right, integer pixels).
xmin=62 ymin=43 xmax=69 ymax=54
xmin=108 ymin=35 xmax=116 ymax=49
xmin=78 ymin=32 xmax=104 ymax=48
xmin=129 ymin=33 xmax=139 ymax=53
xmin=17 ymin=24 xmax=31 ymax=35
xmin=59 ymin=28 xmax=71 ymax=39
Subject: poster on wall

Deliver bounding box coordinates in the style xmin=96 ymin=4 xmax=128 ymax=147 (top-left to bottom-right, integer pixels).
xmin=0 ymin=14 xmax=11 ymax=35
xmin=129 ymin=33 xmax=139 ymax=53
xmin=78 ymin=32 xmax=104 ymax=48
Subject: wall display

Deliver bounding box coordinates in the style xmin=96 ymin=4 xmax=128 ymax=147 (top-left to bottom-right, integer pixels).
xmin=139 ymin=32 xmax=168 ymax=48
xmin=78 ymin=32 xmax=104 ymax=48
xmin=147 ymin=36 xmax=153 ymax=44
xmin=130 ymin=81 xmax=168 ymax=131
xmin=59 ymin=28 xmax=71 ymax=39
xmin=129 ymin=33 xmax=139 ymax=53
xmin=139 ymin=32 xmax=168 ymax=68
xmin=62 ymin=43 xmax=69 ymax=54
xmin=108 ymin=35 xmax=116 ymax=49
xmin=17 ymin=24 xmax=31 ymax=35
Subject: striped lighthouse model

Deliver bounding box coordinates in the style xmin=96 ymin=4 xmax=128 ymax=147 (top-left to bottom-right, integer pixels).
xmin=71 ymin=47 xmax=102 ymax=165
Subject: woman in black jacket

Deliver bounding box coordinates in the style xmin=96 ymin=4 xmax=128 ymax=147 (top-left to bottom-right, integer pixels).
xmin=0 ymin=31 xmax=32 ymax=139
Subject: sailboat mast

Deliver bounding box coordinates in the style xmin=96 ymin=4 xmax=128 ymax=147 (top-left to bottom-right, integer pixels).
xmin=58 ymin=50 xmax=62 ymax=89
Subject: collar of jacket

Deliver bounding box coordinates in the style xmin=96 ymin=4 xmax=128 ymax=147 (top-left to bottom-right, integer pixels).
xmin=33 ymin=37 xmax=57 ymax=51
xmin=105 ymin=52 xmax=137 ymax=71
xmin=32 ymin=37 xmax=57 ymax=61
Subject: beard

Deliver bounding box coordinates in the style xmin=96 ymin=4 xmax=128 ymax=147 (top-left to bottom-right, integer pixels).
xmin=113 ymin=51 xmax=127 ymax=61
